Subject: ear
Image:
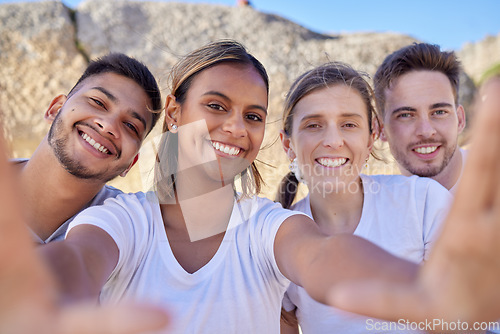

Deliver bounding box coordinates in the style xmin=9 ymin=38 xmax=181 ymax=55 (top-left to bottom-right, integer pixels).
xmin=44 ymin=95 xmax=67 ymax=124
xmin=280 ymin=130 xmax=296 ymax=160
xmin=379 ymin=123 xmax=388 ymax=142
xmin=367 ymin=129 xmax=376 ymax=153
xmin=456 ymin=104 xmax=466 ymax=134
xmin=120 ymin=154 xmax=139 ymax=178
xmin=164 ymin=94 xmax=180 ymax=131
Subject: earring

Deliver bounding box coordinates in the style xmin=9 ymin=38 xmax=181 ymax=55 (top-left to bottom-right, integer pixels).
xmin=363 ymin=157 xmax=369 ymax=170
xmin=289 ymin=158 xmax=304 ymax=183
xmin=170 ymin=124 xmax=178 ymax=133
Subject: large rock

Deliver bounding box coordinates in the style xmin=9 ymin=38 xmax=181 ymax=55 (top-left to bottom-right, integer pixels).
xmin=458 ymin=32 xmax=500 ymax=83
xmin=0 ymin=1 xmax=86 ymax=156
xmin=0 ymin=0 xmax=496 ymax=198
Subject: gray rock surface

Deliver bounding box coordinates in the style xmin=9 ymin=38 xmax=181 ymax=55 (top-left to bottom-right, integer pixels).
xmin=1 ymin=0 xmax=498 ymax=197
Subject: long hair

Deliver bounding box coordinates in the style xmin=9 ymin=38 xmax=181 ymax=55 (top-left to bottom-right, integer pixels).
xmin=154 ymin=40 xmax=269 ymax=202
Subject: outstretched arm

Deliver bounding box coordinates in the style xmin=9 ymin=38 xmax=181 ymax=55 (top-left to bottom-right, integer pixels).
xmin=0 ymin=126 xmax=169 ymax=333
xmin=275 ymin=214 xmax=418 ymax=306
xmin=327 ymin=79 xmax=500 ymax=326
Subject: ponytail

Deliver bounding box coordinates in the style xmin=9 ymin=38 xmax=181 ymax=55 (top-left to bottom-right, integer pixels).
xmin=275 ymin=172 xmax=299 ymax=209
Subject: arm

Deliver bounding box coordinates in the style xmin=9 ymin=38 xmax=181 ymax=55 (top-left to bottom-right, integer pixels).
xmin=0 ymin=127 xmax=168 ymax=333
xmin=274 ymin=214 xmax=418 ymax=306
xmin=327 ymin=79 xmax=500 ymax=326
xmin=39 ymin=224 xmax=119 ymax=302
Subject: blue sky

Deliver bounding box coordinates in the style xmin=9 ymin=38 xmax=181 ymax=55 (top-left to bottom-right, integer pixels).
xmin=3 ymin=0 xmax=499 ymax=50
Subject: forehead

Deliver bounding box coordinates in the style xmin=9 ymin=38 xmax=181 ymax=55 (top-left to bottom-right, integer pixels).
xmin=293 ymin=85 xmax=368 ymax=119
xmin=78 ymin=72 xmax=153 ymax=123
xmin=386 ymin=71 xmax=455 ymax=106
xmin=188 ymin=63 xmax=268 ymax=104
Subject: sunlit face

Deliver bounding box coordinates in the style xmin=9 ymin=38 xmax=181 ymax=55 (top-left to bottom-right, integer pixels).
xmin=285 ymin=85 xmax=373 ymax=194
xmin=171 ymin=63 xmax=268 ymax=185
xmin=381 ymin=70 xmax=465 ymax=178
xmin=48 ymin=72 xmax=153 ymax=182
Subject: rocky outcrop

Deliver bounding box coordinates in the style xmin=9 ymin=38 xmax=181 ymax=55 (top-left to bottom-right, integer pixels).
xmin=458 ymin=32 xmax=500 ymax=83
xmin=1 ymin=0 xmax=497 ymax=197
xmin=0 ymin=2 xmax=87 ymax=156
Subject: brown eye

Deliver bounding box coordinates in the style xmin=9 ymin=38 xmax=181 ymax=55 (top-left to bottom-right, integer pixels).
xmin=207 ymin=103 xmax=225 ymax=112
xmin=91 ymin=98 xmax=105 ymax=108
xmin=246 ymin=113 xmax=263 ymax=122
xmin=125 ymin=122 xmax=139 ymax=135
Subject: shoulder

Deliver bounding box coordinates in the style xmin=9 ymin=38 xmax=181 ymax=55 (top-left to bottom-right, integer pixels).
xmin=237 ymin=195 xmax=306 ymax=226
xmin=362 ymin=174 xmax=450 ymax=202
xmin=82 ymin=191 xmax=156 ymax=220
xmin=363 ymin=173 xmax=440 ymax=189
xmin=290 ymin=195 xmax=311 ymax=217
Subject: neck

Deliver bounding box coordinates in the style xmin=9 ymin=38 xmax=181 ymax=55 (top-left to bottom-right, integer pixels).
xmin=19 ymin=141 xmax=105 ymax=240
xmin=432 ymin=147 xmax=463 ymax=190
xmin=161 ymin=183 xmax=235 ymax=242
xmin=308 ymin=177 xmax=364 ymax=235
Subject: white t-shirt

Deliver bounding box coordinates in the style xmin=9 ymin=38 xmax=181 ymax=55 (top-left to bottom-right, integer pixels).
xmin=282 ymin=174 xmax=452 ymax=334
xmin=68 ymin=192 xmax=304 ymax=334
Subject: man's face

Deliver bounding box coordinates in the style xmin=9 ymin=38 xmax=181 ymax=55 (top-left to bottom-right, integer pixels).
xmin=47 ymin=72 xmax=153 ymax=183
xmin=380 ymin=70 xmax=465 ymax=178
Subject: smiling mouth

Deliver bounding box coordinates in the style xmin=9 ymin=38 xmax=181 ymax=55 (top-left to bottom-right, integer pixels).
xmin=316 ymin=157 xmax=348 ymax=168
xmin=80 ymin=131 xmax=111 ymax=155
xmin=211 ymin=141 xmax=241 ymax=156
xmin=413 ymin=146 xmax=438 ymax=154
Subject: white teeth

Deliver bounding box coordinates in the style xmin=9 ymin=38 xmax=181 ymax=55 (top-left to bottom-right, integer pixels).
xmin=211 ymin=141 xmax=241 ymax=156
xmin=317 ymin=158 xmax=347 ymax=168
xmin=415 ymin=146 xmax=437 ymax=154
xmin=81 ymin=132 xmax=109 ymax=154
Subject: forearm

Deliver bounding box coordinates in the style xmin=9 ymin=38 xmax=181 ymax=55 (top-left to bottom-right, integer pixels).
xmin=300 ymin=234 xmax=418 ymax=305
xmin=38 ymin=241 xmax=101 ymax=302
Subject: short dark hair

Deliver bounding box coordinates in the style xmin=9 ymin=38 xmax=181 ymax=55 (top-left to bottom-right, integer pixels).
xmin=68 ymin=53 xmax=162 ymax=133
xmin=374 ymin=43 xmax=462 ymax=118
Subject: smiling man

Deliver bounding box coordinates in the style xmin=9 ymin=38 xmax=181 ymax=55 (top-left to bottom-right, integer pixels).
xmin=13 ymin=53 xmax=162 ymax=243
xmin=374 ymin=43 xmax=466 ymax=192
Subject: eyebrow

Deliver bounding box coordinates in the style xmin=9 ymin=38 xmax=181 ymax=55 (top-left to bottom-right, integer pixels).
xmin=391 ymin=102 xmax=454 ymax=115
xmin=92 ymin=86 xmax=116 ymax=102
xmin=431 ymin=102 xmax=454 ymax=109
xmin=299 ymin=112 xmax=364 ymax=122
xmin=390 ymin=106 xmax=417 ymax=115
xmin=203 ymin=90 xmax=268 ymax=115
xmin=92 ymin=86 xmax=147 ymax=131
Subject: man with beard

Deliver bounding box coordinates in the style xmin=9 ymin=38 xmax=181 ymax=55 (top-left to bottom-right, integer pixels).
xmin=12 ymin=53 xmax=162 ymax=244
xmin=373 ymin=43 xmax=466 ymax=192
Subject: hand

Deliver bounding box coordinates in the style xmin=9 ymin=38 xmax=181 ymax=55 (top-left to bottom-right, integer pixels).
xmin=0 ymin=127 xmax=169 ymax=334
xmin=327 ymin=79 xmax=500 ymax=328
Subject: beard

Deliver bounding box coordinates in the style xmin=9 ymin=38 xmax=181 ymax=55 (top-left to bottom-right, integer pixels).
xmin=47 ymin=114 xmax=128 ymax=183
xmin=394 ymin=140 xmax=457 ymax=178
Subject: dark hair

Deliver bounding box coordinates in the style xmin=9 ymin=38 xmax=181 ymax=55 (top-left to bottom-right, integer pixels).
xmin=155 ymin=40 xmax=268 ymax=201
xmin=373 ymin=43 xmax=462 ymax=119
xmin=68 ymin=53 xmax=162 ymax=133
xmin=276 ymin=62 xmax=379 ymax=209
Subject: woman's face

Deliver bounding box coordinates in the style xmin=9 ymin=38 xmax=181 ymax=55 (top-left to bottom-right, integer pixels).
xmin=284 ymin=85 xmax=374 ymax=194
xmin=168 ymin=63 xmax=268 ymax=185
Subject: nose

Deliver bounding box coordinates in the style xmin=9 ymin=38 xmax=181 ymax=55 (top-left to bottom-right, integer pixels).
xmin=415 ymin=116 xmax=437 ymax=138
xmin=95 ymin=116 xmax=120 ymax=138
xmin=323 ymin=126 xmax=344 ymax=148
xmin=222 ymin=112 xmax=247 ymax=138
